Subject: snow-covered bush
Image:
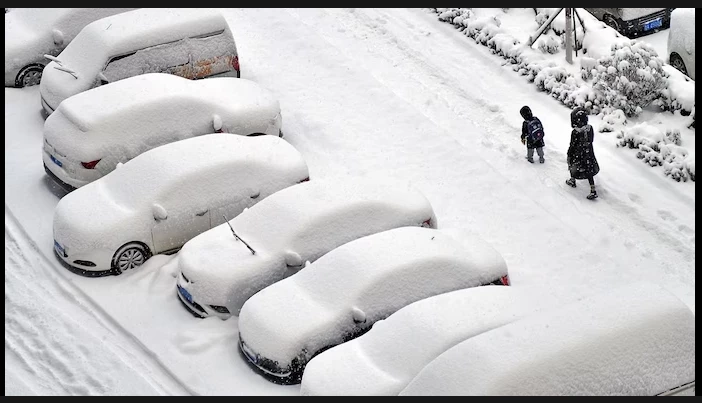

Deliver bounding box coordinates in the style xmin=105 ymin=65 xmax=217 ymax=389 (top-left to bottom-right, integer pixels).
xmin=616 ymin=123 xmax=694 ymax=182
xmin=598 ymin=108 xmax=627 ymax=132
xmin=591 ymin=41 xmax=669 ymax=117
xmin=536 ymin=34 xmax=560 ymax=54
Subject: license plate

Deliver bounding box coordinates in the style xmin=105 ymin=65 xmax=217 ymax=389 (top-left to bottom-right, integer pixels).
xmin=644 ymin=18 xmax=662 ymax=31
xmin=178 ymin=285 xmax=193 ymax=304
xmin=54 ymin=240 xmax=66 ymax=256
xmin=50 ymin=154 xmax=63 ymax=167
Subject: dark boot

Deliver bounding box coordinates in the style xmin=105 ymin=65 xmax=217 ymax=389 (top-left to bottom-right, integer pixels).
xmin=526 ymin=156 xmax=534 ymax=163
xmin=565 ymin=178 xmax=576 ymax=188
xmin=587 ymin=185 xmax=598 ymax=200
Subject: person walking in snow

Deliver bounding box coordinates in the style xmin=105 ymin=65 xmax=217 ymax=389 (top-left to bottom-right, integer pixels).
xmin=566 ymin=107 xmax=600 ymax=200
xmin=520 ymin=106 xmax=545 ymax=163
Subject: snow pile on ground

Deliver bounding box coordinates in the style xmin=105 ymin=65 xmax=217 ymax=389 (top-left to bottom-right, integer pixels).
xmin=399 ymin=282 xmax=696 ymax=396
xmin=430 ymin=8 xmax=695 ymax=181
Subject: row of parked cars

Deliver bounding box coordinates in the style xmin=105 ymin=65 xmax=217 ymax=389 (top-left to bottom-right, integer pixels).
xmin=7 ymin=8 xmax=695 ymax=396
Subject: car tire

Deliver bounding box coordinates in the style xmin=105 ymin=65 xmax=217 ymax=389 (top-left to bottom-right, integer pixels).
xmin=15 ymin=64 xmax=45 ymax=88
xmin=112 ymin=242 xmax=151 ymax=274
xmin=669 ymin=53 xmax=688 ymax=76
xmin=603 ymin=14 xmax=623 ymax=35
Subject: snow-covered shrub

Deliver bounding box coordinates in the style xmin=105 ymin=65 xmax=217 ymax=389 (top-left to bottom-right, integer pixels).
xmin=591 ymin=41 xmax=669 ymax=117
xmin=616 ymin=123 xmax=694 ymax=181
xmin=598 ymin=108 xmax=627 ymax=132
xmin=537 ymin=35 xmax=560 ymax=54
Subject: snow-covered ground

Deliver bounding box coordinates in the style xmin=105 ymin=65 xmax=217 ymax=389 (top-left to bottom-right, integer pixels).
xmin=5 ymin=8 xmax=694 ymax=395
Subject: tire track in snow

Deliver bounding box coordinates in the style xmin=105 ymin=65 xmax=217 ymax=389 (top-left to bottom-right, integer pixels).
xmin=5 ymin=205 xmax=193 ymax=396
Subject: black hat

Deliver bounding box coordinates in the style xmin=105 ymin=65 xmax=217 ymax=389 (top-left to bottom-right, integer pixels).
xmin=520 ymin=106 xmax=532 ymax=120
xmin=571 ymin=107 xmax=588 ymax=128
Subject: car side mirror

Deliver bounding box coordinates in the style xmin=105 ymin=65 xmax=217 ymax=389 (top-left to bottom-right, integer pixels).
xmin=152 ymin=203 xmax=168 ymax=221
xmin=52 ymin=29 xmax=64 ymax=46
xmin=284 ymin=251 xmax=302 ymax=267
xmin=97 ymin=72 xmax=109 ymax=86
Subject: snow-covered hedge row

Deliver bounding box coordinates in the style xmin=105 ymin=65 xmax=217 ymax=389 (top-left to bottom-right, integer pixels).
xmin=432 ymin=8 xmax=688 ymax=117
xmin=616 ymin=123 xmax=695 ymax=182
xmin=431 ymin=8 xmax=695 ymax=182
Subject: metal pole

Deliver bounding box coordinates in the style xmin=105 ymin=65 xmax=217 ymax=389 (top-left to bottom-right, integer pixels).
xmin=528 ymin=8 xmax=564 ymax=47
xmin=573 ymin=8 xmax=578 ymax=57
xmin=565 ymin=8 xmax=573 ymax=64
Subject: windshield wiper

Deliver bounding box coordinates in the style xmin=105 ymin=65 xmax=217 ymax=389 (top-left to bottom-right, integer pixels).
xmin=44 ymin=54 xmax=63 ymax=66
xmin=222 ymin=214 xmax=256 ymax=255
xmin=53 ymin=65 xmax=78 ymax=80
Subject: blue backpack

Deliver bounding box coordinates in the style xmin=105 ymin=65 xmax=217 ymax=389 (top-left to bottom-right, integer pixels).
xmin=527 ymin=118 xmax=545 ymax=142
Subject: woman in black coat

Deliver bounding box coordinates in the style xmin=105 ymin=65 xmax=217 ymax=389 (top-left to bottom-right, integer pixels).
xmin=566 ymin=107 xmax=599 ymax=200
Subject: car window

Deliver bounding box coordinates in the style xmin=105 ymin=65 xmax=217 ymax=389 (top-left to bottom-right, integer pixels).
xmin=184 ymin=29 xmax=237 ymax=79
xmin=102 ymin=38 xmax=191 ymax=83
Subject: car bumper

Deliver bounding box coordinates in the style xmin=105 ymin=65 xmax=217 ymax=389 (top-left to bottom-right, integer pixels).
xmin=53 ymin=245 xmax=115 ymax=277
xmin=239 ymin=336 xmax=302 ymax=385
xmin=175 ymin=273 xmax=231 ymax=320
xmin=623 ymin=10 xmax=671 ymax=36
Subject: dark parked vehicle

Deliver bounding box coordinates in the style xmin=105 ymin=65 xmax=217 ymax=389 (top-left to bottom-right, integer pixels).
xmin=584 ymin=8 xmax=673 ymax=37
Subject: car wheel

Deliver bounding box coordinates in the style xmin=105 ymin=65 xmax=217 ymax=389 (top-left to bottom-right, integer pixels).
xmin=15 ymin=64 xmax=45 ymax=88
xmin=603 ymin=14 xmax=623 ymax=34
xmin=112 ymin=242 xmax=151 ymax=274
xmin=669 ymin=53 xmax=688 ymax=76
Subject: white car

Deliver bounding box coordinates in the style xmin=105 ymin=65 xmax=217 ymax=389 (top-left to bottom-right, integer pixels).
xmin=43 ymin=73 xmax=282 ymax=191
xmin=5 ymin=8 xmax=134 ymax=87
xmin=667 ymin=8 xmax=695 ymax=80
xmin=175 ymin=177 xmax=438 ymax=319
xmin=39 ymin=8 xmax=239 ymax=114
xmin=238 ymin=227 xmax=510 ymax=385
xmin=399 ymin=282 xmax=696 ymax=396
xmin=53 ymin=133 xmax=309 ymax=276
xmin=300 ymin=285 xmax=562 ymax=395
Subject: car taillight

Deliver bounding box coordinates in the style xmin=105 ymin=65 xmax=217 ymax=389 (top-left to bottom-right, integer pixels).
xmin=421 ymin=218 xmax=432 ymax=228
xmin=81 ymin=159 xmax=101 ymax=169
xmin=231 ymin=55 xmax=240 ymax=72
xmin=500 ymin=275 xmax=510 ymax=286
xmin=298 ymin=177 xmax=310 ymax=183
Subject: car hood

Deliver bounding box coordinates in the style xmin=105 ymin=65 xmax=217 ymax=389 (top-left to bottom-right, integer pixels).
xmin=53 ymin=181 xmax=139 ymax=254
xmin=177 ymin=222 xmax=280 ymax=312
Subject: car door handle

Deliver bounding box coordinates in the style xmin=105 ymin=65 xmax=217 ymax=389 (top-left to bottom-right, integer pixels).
xmin=250 ymin=191 xmax=261 ymax=199
xmin=195 ymin=210 xmax=208 ymax=216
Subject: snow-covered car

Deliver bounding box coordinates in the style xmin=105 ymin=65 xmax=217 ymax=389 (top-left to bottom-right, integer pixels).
xmin=667 ymin=8 xmax=695 ymax=80
xmin=238 ymin=227 xmax=510 ymax=385
xmin=300 ymin=285 xmax=563 ymax=395
xmin=43 ymin=73 xmax=282 ymax=191
xmin=39 ymin=8 xmax=239 ymax=114
xmin=52 ymin=133 xmax=309 ymax=276
xmin=584 ymin=8 xmax=672 ymax=37
xmin=399 ymin=282 xmax=696 ymax=396
xmin=5 ymin=8 xmax=135 ymax=88
xmin=175 ymin=177 xmax=438 ymax=319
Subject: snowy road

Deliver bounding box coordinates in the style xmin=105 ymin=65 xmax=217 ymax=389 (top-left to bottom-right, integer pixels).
xmin=5 ymin=8 xmax=694 ymax=395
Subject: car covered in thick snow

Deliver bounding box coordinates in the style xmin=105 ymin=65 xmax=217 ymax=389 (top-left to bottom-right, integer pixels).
xmin=5 ymin=8 xmax=135 ymax=88
xmin=175 ymin=177 xmax=437 ymax=319
xmin=39 ymin=8 xmax=239 ymax=114
xmin=300 ymin=285 xmax=561 ymax=395
xmin=52 ymin=133 xmax=308 ymax=276
xmin=667 ymin=8 xmax=695 ymax=80
xmin=238 ymin=227 xmax=510 ymax=385
xmin=43 ymin=73 xmax=282 ymax=191
xmin=399 ymin=282 xmax=696 ymax=396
